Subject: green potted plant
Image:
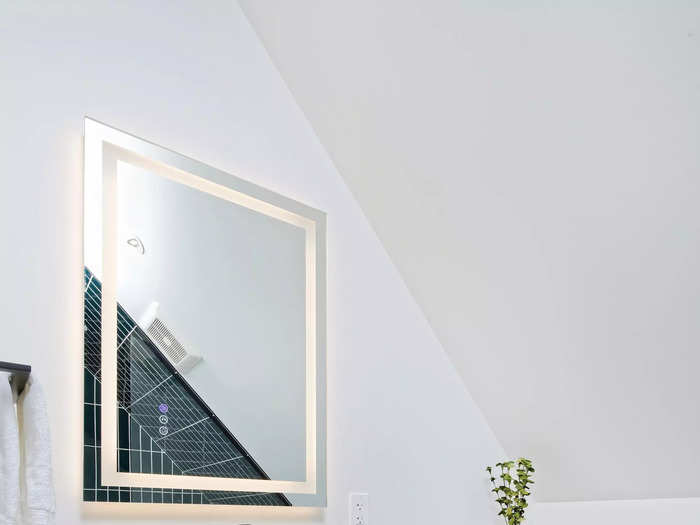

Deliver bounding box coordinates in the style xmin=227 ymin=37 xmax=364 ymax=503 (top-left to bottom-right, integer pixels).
xmin=486 ymin=458 xmax=535 ymax=525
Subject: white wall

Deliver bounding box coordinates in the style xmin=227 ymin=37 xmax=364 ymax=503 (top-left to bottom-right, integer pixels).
xmin=0 ymin=1 xmax=505 ymax=524
xmin=531 ymin=498 xmax=700 ymax=525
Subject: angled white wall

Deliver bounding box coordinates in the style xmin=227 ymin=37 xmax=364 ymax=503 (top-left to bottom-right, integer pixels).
xmin=238 ymin=1 xmax=700 ymax=503
xmin=0 ymin=1 xmax=504 ymax=524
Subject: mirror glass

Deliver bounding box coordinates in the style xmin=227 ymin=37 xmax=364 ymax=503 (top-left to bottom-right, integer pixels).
xmin=83 ymin=118 xmax=325 ymax=507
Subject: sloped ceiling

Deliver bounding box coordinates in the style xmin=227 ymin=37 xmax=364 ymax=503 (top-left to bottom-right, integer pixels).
xmin=239 ymin=1 xmax=700 ymax=501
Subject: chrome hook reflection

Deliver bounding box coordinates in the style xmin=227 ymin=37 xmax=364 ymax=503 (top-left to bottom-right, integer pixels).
xmin=126 ymin=236 xmax=145 ymax=254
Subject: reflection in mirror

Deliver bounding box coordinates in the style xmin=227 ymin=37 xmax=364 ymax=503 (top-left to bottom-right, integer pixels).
xmin=115 ymin=162 xmax=306 ymax=484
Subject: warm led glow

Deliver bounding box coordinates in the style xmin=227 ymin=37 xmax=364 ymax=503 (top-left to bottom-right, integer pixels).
xmin=83 ymin=118 xmax=324 ymax=498
xmin=82 ymin=499 xmax=324 ymax=518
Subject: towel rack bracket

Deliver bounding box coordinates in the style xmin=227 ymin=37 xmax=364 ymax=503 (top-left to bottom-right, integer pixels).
xmin=0 ymin=361 xmax=32 ymax=396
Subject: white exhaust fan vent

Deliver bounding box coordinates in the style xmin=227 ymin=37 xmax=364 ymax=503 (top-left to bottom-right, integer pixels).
xmin=138 ymin=302 xmax=202 ymax=375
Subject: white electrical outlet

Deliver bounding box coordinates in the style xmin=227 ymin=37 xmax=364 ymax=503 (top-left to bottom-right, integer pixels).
xmin=349 ymin=493 xmax=369 ymax=525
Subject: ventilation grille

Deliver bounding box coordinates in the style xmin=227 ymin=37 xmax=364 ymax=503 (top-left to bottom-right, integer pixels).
xmin=146 ymin=317 xmax=201 ymax=374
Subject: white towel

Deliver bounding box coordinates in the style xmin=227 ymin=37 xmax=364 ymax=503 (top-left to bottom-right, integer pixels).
xmin=0 ymin=374 xmax=20 ymax=525
xmin=17 ymin=378 xmax=55 ymax=525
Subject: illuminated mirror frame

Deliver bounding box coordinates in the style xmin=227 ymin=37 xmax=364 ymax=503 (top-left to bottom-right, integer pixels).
xmin=83 ymin=118 xmax=326 ymax=503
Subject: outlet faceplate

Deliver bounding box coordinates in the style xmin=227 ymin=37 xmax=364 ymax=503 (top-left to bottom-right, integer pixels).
xmin=349 ymin=493 xmax=369 ymax=525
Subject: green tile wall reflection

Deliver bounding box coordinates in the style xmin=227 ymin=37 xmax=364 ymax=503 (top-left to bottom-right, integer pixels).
xmin=83 ymin=267 xmax=290 ymax=506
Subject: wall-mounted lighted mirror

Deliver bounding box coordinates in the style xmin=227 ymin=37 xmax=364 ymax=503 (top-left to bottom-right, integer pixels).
xmin=83 ymin=118 xmax=326 ymax=507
